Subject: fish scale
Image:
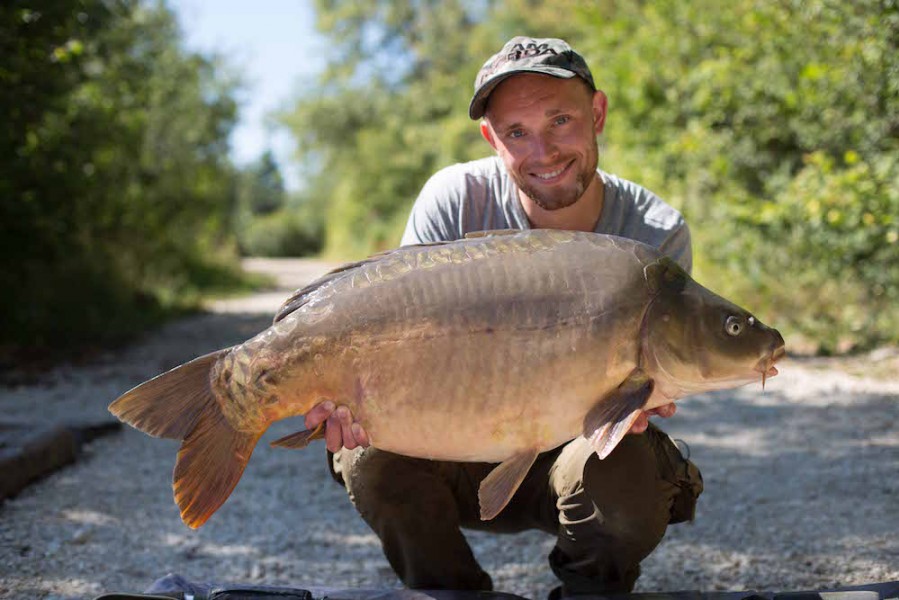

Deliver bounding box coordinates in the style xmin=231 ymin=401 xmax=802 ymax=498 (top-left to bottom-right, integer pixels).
xmin=109 ymin=230 xmax=785 ymax=527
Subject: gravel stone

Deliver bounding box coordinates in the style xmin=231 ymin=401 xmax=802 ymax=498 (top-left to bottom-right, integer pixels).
xmin=1 ymin=258 xmax=897 ymax=600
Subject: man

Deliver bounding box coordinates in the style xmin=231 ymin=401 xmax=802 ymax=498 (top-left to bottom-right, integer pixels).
xmin=305 ymin=37 xmax=704 ymax=597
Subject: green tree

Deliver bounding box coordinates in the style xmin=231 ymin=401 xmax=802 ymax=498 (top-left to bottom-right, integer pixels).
xmin=234 ymin=151 xmax=324 ymax=257
xmin=239 ymin=150 xmax=286 ymax=217
xmin=282 ymin=0 xmax=494 ymax=258
xmin=1 ymin=0 xmax=244 ymax=354
xmin=565 ymin=0 xmax=899 ymax=350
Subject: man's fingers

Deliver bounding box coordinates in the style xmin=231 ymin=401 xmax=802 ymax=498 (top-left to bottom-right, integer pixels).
xmin=305 ymin=400 xmax=370 ymax=451
xmin=337 ymin=406 xmax=357 ymax=450
xmin=649 ymin=404 xmax=677 ymax=418
xmin=628 ymin=412 xmax=650 ymax=434
xmin=352 ymin=423 xmax=371 ymax=448
xmin=325 ymin=412 xmax=343 ymax=453
xmin=305 ymin=400 xmax=335 ymax=430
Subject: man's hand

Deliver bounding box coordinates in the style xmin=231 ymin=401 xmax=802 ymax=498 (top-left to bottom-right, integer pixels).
xmin=629 ymin=403 xmax=677 ymax=434
xmin=305 ymin=401 xmax=371 ymax=453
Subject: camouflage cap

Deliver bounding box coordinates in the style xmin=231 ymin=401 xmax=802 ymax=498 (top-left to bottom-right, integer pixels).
xmin=469 ymin=36 xmax=596 ymax=120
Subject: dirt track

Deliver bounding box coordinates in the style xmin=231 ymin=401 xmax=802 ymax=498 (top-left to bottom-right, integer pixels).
xmin=1 ymin=258 xmax=897 ymax=600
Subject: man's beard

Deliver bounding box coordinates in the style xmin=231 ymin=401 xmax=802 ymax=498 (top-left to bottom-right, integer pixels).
xmin=514 ymin=142 xmax=600 ymax=211
xmin=517 ymin=166 xmax=595 ymax=211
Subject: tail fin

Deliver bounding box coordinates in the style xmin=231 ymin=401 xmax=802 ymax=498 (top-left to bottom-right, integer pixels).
xmin=174 ymin=408 xmax=261 ymax=528
xmin=109 ymin=350 xmax=227 ymax=439
xmin=108 ymin=348 xmax=261 ymax=528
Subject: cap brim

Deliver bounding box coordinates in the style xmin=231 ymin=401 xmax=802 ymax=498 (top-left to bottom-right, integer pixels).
xmin=468 ymin=66 xmax=577 ymax=120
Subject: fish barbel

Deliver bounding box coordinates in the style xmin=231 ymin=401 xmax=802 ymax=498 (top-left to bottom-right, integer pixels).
xmin=109 ymin=230 xmax=785 ymax=528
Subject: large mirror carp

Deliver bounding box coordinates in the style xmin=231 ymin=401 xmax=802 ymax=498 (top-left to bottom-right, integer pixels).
xmin=110 ymin=230 xmax=785 ymax=528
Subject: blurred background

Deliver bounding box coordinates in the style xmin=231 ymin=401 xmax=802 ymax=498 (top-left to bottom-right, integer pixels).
xmin=2 ymin=0 xmax=897 ymax=362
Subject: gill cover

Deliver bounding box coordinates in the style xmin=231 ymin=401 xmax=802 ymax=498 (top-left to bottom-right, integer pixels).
xmin=641 ymin=257 xmax=774 ymax=391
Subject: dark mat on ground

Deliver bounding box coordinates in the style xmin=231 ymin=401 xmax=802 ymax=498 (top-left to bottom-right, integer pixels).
xmin=92 ymin=573 xmax=899 ymax=600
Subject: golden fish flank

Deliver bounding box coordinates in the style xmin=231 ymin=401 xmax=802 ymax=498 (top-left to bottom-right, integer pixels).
xmin=109 ymin=230 xmax=785 ymax=528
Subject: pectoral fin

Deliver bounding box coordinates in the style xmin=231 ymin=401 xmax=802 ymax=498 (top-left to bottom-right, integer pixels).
xmin=583 ymin=373 xmax=654 ymax=460
xmin=270 ymin=422 xmax=325 ymax=449
xmin=478 ymin=448 xmax=539 ymax=521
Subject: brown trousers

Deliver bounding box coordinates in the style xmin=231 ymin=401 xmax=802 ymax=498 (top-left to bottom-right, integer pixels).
xmin=330 ymin=424 xmax=703 ymax=595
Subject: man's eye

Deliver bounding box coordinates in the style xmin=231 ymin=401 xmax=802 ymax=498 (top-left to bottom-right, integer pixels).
xmin=554 ymin=115 xmax=571 ymax=126
xmin=508 ymin=129 xmax=525 ymax=139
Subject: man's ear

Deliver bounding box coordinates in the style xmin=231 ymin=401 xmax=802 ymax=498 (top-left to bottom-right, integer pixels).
xmin=592 ymin=90 xmax=608 ymax=135
xmin=480 ymin=120 xmax=498 ymax=150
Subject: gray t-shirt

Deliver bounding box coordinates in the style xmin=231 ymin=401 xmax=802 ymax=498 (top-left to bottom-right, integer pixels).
xmin=401 ymin=156 xmax=692 ymax=273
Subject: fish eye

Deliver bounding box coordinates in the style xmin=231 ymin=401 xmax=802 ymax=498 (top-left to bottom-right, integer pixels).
xmin=725 ymin=316 xmax=745 ymax=336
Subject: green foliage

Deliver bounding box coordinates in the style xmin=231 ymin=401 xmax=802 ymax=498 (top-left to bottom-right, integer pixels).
xmin=281 ymin=0 xmax=492 ymax=258
xmin=233 ymin=151 xmax=325 ymax=257
xmin=566 ymin=0 xmax=899 ymax=351
xmin=733 ymin=152 xmax=899 ymax=352
xmin=1 ymin=1 xmax=246 ymax=354
xmin=238 ymin=204 xmax=324 ymax=257
xmin=238 ymin=150 xmax=286 ymax=217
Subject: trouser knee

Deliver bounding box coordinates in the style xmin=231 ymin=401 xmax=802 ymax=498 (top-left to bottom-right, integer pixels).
xmin=549 ymin=427 xmax=702 ymax=593
xmin=333 ymin=446 xmax=426 ymax=516
xmin=578 ymin=438 xmax=672 ymax=558
xmin=330 ymin=447 xmax=492 ymax=591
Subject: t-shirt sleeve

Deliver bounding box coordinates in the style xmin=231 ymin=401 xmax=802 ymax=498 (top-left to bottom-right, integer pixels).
xmin=400 ymin=169 xmax=464 ymax=245
xmin=599 ymin=174 xmax=695 ymax=276
xmin=659 ymin=221 xmax=693 ymax=275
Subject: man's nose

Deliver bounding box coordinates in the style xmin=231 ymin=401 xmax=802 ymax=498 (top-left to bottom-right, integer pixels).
xmin=531 ymin=135 xmax=559 ymax=159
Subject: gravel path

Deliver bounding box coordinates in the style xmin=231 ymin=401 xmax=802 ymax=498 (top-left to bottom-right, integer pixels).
xmin=1 ymin=258 xmax=897 ymax=600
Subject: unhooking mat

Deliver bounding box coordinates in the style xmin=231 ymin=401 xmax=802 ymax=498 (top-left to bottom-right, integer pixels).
xmin=93 ymin=573 xmax=899 ymax=600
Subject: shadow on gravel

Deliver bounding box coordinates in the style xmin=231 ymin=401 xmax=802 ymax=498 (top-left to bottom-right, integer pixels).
xmin=672 ymin=388 xmax=897 ymax=455
xmin=643 ymin=386 xmax=899 ymax=590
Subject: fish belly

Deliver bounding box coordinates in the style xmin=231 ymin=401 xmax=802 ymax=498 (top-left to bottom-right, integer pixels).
xmin=351 ymin=329 xmax=635 ymax=462
xmin=257 ymin=232 xmax=650 ymax=461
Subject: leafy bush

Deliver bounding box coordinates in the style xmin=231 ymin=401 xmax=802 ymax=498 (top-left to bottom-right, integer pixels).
xmin=732 ymin=152 xmax=899 ymax=352
xmin=1 ymin=1 xmax=246 ymax=355
xmin=238 ymin=208 xmax=324 ymax=257
xmin=570 ymin=0 xmax=899 ymax=351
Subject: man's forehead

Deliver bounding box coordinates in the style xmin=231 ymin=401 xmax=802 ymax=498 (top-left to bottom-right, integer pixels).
xmin=485 ymin=74 xmax=592 ymax=122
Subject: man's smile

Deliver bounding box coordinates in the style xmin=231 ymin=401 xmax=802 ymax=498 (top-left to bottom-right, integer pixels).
xmin=530 ymin=159 xmax=574 ymax=182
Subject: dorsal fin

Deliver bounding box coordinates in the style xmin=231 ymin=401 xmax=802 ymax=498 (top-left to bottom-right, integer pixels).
xmin=274 ymin=257 xmax=380 ymax=323
xmin=464 ymin=229 xmax=524 ymax=239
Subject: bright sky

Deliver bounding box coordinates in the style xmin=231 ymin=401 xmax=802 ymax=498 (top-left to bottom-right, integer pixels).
xmin=169 ymin=0 xmax=326 ymax=191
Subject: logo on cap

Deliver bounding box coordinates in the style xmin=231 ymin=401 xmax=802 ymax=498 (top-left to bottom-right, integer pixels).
xmin=506 ymin=41 xmax=558 ymax=61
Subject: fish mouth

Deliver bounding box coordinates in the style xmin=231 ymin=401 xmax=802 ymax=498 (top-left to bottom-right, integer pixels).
xmin=755 ymin=344 xmax=787 ymax=388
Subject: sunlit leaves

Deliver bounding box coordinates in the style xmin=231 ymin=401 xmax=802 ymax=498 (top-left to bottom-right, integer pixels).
xmin=1 ymin=0 xmax=242 ymax=351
